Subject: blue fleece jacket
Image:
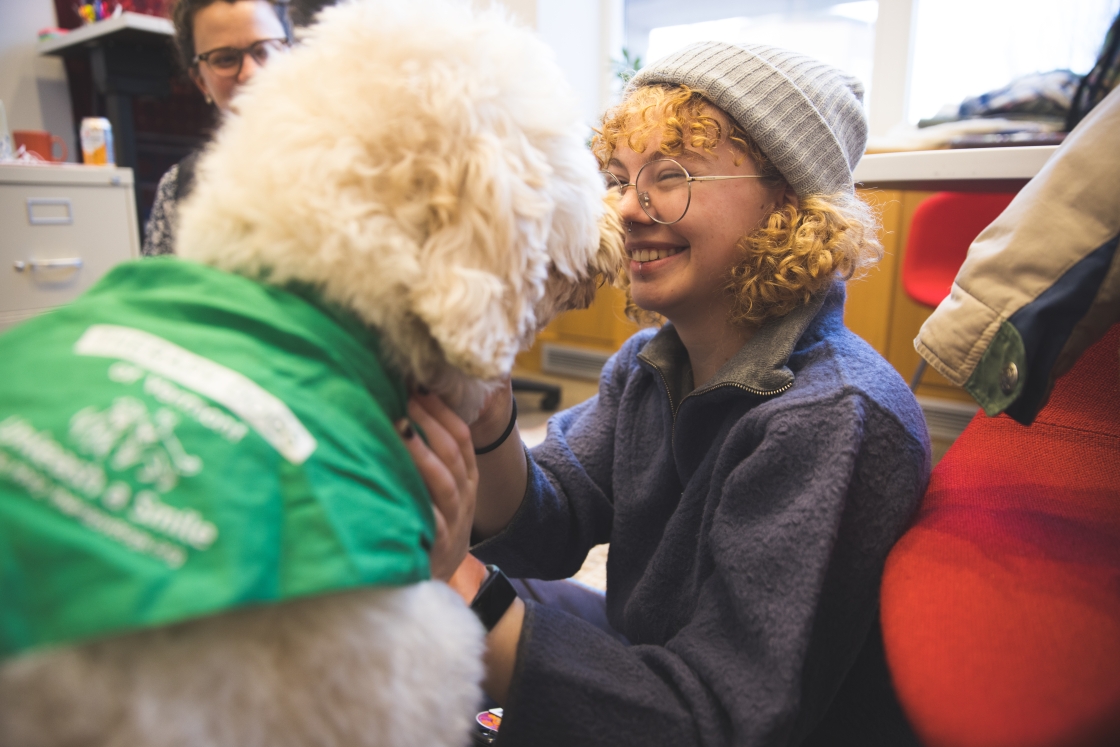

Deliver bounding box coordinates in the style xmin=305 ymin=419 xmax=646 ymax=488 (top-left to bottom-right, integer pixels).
xmin=474 ymin=283 xmax=931 ymax=747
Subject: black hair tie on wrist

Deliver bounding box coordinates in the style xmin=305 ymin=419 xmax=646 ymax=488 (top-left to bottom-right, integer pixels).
xmin=474 ymin=398 xmax=517 ymax=455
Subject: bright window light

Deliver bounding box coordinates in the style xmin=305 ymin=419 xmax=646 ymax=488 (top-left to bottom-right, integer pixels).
xmin=909 ymin=0 xmax=1120 ymax=123
xmin=645 ymin=2 xmax=878 ymax=106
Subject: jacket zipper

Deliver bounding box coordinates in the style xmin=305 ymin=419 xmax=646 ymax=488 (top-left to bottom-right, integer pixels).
xmin=648 ymin=363 xmax=793 ymax=446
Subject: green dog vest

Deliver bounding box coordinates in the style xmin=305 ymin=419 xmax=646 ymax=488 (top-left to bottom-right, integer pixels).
xmin=0 ymin=259 xmax=434 ymax=658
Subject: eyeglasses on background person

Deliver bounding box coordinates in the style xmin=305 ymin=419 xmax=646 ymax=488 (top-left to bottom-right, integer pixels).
xmin=601 ymin=158 xmax=765 ymax=225
xmin=193 ymin=38 xmax=290 ymax=78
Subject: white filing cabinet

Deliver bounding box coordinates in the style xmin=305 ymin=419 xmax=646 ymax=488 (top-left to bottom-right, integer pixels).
xmin=1 ymin=164 xmax=140 ymax=331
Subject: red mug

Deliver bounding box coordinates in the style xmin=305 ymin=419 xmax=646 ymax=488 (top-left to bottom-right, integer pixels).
xmin=13 ymin=130 xmax=68 ymax=162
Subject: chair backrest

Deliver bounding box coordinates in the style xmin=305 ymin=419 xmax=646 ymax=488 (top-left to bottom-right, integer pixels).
xmin=901 ymin=191 xmax=1017 ymax=309
xmin=881 ymin=324 xmax=1120 ymax=747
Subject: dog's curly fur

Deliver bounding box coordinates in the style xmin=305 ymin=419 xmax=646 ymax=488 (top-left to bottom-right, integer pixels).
xmin=0 ymin=1 xmax=624 ymax=745
xmin=176 ymin=0 xmax=624 ymax=418
xmin=0 ymin=584 xmax=485 ymax=747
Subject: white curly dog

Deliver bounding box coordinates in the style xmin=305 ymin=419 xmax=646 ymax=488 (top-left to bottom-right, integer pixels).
xmin=0 ymin=1 xmax=623 ymax=745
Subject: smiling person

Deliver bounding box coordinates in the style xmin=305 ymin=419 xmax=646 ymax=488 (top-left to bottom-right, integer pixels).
xmin=406 ymin=42 xmax=932 ymax=746
xmin=142 ymin=0 xmax=290 ymax=256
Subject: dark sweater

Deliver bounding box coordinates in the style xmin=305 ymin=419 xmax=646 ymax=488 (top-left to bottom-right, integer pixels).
xmin=474 ymin=284 xmax=931 ymax=747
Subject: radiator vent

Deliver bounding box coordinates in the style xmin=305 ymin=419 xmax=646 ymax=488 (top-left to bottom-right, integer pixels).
xmin=541 ymin=343 xmax=613 ymax=381
xmin=917 ymin=396 xmax=980 ymax=441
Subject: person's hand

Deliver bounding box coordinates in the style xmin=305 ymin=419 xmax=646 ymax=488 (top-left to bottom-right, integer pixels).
xmin=398 ymin=392 xmax=478 ymax=582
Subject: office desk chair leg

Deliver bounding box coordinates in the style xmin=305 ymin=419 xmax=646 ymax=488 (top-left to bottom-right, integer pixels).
xmin=511 ymin=377 xmax=562 ymax=411
xmin=909 ymin=358 xmax=928 ymax=393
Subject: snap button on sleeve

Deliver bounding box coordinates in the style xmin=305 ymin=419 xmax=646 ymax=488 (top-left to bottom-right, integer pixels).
xmin=999 ymin=362 xmax=1019 ymax=394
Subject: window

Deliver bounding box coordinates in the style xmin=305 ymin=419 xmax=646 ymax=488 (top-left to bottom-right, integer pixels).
xmin=641 ymin=2 xmax=878 ymax=106
xmin=624 ymin=0 xmax=1120 ymax=131
xmin=909 ymin=0 xmax=1120 ymax=122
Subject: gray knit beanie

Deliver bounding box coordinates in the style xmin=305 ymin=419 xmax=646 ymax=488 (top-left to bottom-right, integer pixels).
xmin=627 ymin=41 xmax=868 ymax=197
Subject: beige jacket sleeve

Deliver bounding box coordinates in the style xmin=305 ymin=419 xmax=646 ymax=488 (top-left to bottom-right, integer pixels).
xmin=914 ymin=86 xmax=1120 ymax=424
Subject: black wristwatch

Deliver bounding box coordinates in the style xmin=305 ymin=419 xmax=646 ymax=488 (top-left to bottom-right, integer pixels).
xmin=470 ymin=565 xmax=517 ymax=632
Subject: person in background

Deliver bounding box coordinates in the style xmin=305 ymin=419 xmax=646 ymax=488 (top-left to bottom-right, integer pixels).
xmin=142 ymin=0 xmax=290 ymax=256
xmin=285 ymin=0 xmax=336 ymax=27
xmin=406 ymin=42 xmax=932 ymax=746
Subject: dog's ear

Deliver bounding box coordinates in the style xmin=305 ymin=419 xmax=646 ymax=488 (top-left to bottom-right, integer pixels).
xmin=539 ymin=190 xmax=626 ymax=317
xmin=407 ymin=184 xmax=546 ymax=380
xmin=408 ymin=263 xmax=524 ymax=380
xmin=594 ymin=190 xmax=626 ymax=288
xmin=418 ymin=190 xmax=624 ymax=377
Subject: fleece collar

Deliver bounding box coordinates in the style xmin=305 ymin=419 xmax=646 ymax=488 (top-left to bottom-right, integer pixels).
xmin=637 ymin=284 xmax=836 ymax=410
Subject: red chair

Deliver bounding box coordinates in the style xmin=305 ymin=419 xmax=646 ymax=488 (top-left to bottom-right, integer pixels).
xmin=902 ymin=192 xmax=1017 ymax=391
xmin=881 ymin=324 xmax=1120 ymax=747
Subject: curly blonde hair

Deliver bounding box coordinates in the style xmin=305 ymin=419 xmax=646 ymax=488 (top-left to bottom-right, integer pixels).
xmin=591 ymin=84 xmax=882 ymax=328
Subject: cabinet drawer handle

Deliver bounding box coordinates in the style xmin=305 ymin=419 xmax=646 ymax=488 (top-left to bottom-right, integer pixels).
xmin=13 ymin=258 xmax=84 ymax=272
xmin=26 ymin=198 xmax=74 ymax=225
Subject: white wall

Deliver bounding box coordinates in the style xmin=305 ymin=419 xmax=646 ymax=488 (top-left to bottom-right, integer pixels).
xmin=538 ymin=0 xmax=603 ymax=126
xmin=0 ymin=0 xmax=77 ymax=161
xmin=485 ymin=0 xmax=624 ymax=126
xmin=502 ymin=0 xmax=623 ymax=127
xmin=868 ymin=0 xmax=916 ymax=137
xmin=537 ymin=0 xmax=627 ymax=127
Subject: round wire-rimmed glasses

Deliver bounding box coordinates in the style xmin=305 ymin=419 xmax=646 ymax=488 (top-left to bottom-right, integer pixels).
xmin=601 ymin=158 xmax=766 ymax=225
xmin=193 ymin=38 xmax=290 ymax=78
